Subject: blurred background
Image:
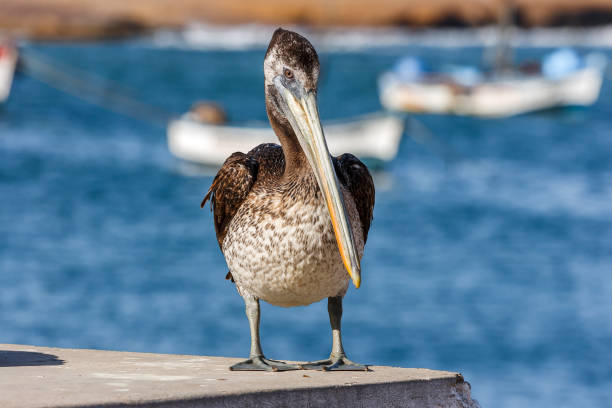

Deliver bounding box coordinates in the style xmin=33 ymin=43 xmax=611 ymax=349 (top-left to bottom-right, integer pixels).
xmin=2 ymin=1 xmax=612 ymax=407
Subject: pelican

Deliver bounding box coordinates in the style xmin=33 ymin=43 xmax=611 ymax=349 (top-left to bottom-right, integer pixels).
xmin=202 ymin=28 xmax=374 ymax=371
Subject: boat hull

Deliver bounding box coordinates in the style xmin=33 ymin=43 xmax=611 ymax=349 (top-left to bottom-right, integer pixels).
xmin=167 ymin=113 xmax=404 ymax=167
xmin=379 ymin=67 xmax=603 ymax=118
xmin=0 ymin=45 xmax=17 ymax=104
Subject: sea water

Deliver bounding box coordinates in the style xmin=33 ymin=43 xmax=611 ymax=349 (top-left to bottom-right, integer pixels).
xmin=1 ymin=29 xmax=612 ymax=407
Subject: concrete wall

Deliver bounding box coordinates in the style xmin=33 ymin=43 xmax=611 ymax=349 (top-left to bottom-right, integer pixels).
xmin=0 ymin=344 xmax=480 ymax=408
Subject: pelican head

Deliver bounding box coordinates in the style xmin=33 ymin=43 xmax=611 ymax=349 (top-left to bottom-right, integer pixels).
xmin=263 ymin=28 xmax=361 ymax=289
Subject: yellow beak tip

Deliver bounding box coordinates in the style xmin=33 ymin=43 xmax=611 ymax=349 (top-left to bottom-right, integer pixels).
xmin=353 ymin=277 xmax=361 ymax=289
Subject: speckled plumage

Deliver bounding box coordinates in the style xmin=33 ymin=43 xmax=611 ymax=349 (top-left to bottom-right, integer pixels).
xmin=203 ymin=144 xmax=372 ymax=307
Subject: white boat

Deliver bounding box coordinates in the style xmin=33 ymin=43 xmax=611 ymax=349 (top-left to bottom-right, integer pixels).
xmin=167 ymin=112 xmax=404 ymax=167
xmin=380 ymin=67 xmax=603 ymax=118
xmin=379 ymin=50 xmax=606 ymax=118
xmin=0 ymin=40 xmax=17 ymax=103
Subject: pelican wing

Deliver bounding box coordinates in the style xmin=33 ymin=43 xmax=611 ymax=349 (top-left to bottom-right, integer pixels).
xmin=202 ymin=152 xmax=259 ymax=249
xmin=333 ymin=153 xmax=375 ymax=243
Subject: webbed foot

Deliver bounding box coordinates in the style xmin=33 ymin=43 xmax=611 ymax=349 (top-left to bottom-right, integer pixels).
xmin=230 ymin=355 xmax=302 ymax=371
xmin=302 ymin=355 xmax=368 ymax=371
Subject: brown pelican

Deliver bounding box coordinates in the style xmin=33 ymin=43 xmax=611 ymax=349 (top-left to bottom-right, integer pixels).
xmin=202 ymin=28 xmax=374 ymax=371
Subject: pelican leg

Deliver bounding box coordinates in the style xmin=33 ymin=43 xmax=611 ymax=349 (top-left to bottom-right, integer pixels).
xmin=230 ymin=294 xmax=301 ymax=371
xmin=302 ymin=296 xmax=368 ymax=371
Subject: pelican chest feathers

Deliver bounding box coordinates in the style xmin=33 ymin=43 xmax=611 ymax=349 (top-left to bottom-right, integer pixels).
xmin=201 ymin=28 xmax=375 ymax=371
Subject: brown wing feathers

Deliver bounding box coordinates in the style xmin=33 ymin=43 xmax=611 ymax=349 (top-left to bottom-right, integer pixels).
xmin=201 ymin=152 xmax=259 ymax=249
xmin=334 ymin=154 xmax=375 ymax=243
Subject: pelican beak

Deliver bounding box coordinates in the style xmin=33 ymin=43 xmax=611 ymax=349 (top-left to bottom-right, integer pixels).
xmin=274 ymin=76 xmax=361 ymax=288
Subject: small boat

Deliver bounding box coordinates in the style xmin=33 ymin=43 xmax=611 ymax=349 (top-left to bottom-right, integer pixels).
xmin=0 ymin=39 xmax=17 ymax=104
xmin=379 ymin=49 xmax=606 ymax=118
xmin=167 ymin=111 xmax=405 ymax=167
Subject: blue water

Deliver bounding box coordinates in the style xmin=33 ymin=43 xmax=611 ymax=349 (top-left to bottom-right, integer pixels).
xmin=2 ymin=39 xmax=612 ymax=407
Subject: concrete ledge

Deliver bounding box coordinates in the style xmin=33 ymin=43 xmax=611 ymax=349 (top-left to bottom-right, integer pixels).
xmin=0 ymin=344 xmax=479 ymax=408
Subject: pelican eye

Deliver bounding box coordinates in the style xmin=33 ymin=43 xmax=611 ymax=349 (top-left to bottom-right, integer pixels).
xmin=284 ymin=68 xmax=294 ymax=79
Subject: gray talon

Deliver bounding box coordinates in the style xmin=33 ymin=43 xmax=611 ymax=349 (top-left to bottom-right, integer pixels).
xmin=302 ymin=297 xmax=368 ymax=372
xmin=230 ymin=355 xmax=301 ymax=371
xmin=302 ymin=355 xmax=368 ymax=371
xmin=229 ymin=297 xmax=300 ymax=372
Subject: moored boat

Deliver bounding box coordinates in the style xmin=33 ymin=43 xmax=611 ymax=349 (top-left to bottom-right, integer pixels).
xmin=167 ymin=112 xmax=404 ymax=167
xmin=380 ymin=49 xmax=606 ymax=118
xmin=0 ymin=39 xmax=17 ymax=104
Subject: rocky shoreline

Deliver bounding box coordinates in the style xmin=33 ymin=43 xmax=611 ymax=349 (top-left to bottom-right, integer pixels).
xmin=2 ymin=0 xmax=612 ymax=41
